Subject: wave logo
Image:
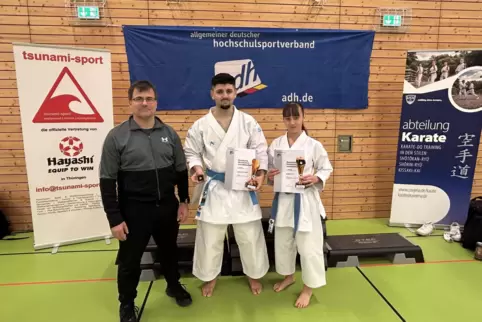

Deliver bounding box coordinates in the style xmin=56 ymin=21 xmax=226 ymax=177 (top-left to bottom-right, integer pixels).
xmin=214 ymin=59 xmax=267 ymax=97
xmin=33 ymin=67 xmax=104 ymax=123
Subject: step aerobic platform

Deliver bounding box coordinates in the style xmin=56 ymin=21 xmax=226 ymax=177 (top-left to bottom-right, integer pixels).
xmin=325 ymin=233 xmax=425 ymax=268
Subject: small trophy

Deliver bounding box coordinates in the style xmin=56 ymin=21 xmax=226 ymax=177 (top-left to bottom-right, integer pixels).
xmin=245 ymin=158 xmax=260 ymax=190
xmin=295 ymin=157 xmax=306 ymax=189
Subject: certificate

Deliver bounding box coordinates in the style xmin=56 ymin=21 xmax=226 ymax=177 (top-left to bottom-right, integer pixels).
xmin=273 ymin=149 xmax=306 ymax=194
xmin=225 ymin=148 xmax=258 ymax=191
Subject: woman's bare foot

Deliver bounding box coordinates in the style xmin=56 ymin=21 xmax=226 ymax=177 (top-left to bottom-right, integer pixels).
xmin=295 ymin=285 xmax=313 ymax=308
xmin=202 ymin=279 xmax=217 ymax=297
xmin=248 ymin=277 xmax=262 ymax=295
xmin=273 ymin=275 xmax=295 ymax=292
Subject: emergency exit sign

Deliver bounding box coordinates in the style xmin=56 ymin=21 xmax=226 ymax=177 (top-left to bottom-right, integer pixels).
xmin=383 ymin=14 xmax=402 ymax=27
xmin=77 ymin=6 xmax=100 ymax=19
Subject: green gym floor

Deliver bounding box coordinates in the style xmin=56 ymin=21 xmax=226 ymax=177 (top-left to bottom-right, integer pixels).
xmin=0 ymin=219 xmax=481 ymax=322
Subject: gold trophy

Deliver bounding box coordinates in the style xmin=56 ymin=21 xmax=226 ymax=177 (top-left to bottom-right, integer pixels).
xmin=246 ymin=158 xmax=260 ymax=190
xmin=295 ymin=156 xmax=306 ymax=189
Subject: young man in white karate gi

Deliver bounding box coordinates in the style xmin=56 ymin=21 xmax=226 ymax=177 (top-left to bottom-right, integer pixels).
xmin=429 ymin=60 xmax=438 ymax=83
xmin=416 ymin=63 xmax=424 ymax=88
xmin=455 ymin=58 xmax=466 ymax=74
xmin=441 ymin=62 xmax=449 ymax=80
xmin=184 ymin=73 xmax=270 ymax=297
xmin=460 ymin=80 xmax=467 ymax=98
xmin=267 ymin=102 xmax=333 ymax=308
xmin=468 ymin=82 xmax=479 ymax=99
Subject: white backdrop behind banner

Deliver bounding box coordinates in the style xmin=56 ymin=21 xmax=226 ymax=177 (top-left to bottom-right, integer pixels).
xmin=12 ymin=43 xmax=113 ymax=250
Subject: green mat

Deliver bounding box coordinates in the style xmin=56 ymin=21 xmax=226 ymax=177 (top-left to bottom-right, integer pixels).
xmin=360 ymin=262 xmax=482 ymax=322
xmin=326 ymin=218 xmax=430 ymax=237
xmin=406 ymin=237 xmax=475 ymax=262
xmin=0 ymin=281 xmax=150 ymax=322
xmin=0 ymin=219 xmax=481 ymax=322
xmin=141 ymin=270 xmax=401 ymax=322
xmin=0 ymin=233 xmax=118 ymax=254
xmin=356 ymin=236 xmax=476 ymax=267
xmin=0 ymin=252 xmax=117 ymax=284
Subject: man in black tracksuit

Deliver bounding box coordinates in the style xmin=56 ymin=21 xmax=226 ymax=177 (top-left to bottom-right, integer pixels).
xmin=99 ymin=80 xmax=192 ymax=322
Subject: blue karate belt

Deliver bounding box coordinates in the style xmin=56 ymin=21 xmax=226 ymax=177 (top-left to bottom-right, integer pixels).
xmin=196 ymin=169 xmax=259 ymax=218
xmin=269 ymin=192 xmax=301 ymax=237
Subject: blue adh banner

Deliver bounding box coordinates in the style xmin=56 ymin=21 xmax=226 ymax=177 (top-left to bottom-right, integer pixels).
xmin=390 ymin=49 xmax=482 ymax=227
xmin=122 ymin=25 xmax=375 ymax=110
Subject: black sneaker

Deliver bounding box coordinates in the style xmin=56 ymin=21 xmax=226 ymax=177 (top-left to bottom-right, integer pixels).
xmin=166 ymin=283 xmax=193 ymax=307
xmin=119 ymin=302 xmax=139 ymax=322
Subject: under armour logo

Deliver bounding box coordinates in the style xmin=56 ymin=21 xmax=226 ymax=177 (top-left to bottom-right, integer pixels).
xmin=161 ymin=137 xmax=168 ymax=143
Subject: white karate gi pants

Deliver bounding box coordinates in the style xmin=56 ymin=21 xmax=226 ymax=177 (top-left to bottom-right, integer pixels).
xmin=193 ymin=220 xmax=269 ymax=281
xmin=416 ymin=74 xmax=422 ymax=87
xmin=274 ymin=214 xmax=326 ymax=289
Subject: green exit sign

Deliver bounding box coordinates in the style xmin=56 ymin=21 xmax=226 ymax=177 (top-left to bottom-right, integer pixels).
xmin=77 ymin=6 xmax=100 ymax=19
xmin=383 ymin=14 xmax=402 ymax=27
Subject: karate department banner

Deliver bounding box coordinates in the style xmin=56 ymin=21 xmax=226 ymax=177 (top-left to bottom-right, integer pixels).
xmin=13 ymin=43 xmax=113 ymax=250
xmin=390 ymin=49 xmax=482 ymax=227
xmin=122 ymin=25 xmax=375 ymax=110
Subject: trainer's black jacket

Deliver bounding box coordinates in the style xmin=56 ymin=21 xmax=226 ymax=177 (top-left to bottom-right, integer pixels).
xmin=99 ymin=115 xmax=189 ymax=228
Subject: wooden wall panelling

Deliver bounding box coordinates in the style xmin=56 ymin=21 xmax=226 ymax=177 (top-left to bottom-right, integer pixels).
xmin=0 ymin=0 xmax=482 ymax=229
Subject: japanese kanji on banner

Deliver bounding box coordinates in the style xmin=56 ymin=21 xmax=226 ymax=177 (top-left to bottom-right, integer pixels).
xmin=12 ymin=43 xmax=114 ymax=250
xmin=389 ymin=49 xmax=482 ymax=227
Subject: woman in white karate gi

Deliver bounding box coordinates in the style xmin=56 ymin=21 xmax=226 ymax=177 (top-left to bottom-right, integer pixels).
xmin=267 ymin=102 xmax=333 ymax=308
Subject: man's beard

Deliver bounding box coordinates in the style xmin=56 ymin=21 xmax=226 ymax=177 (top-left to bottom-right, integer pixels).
xmin=219 ymin=102 xmax=231 ymax=109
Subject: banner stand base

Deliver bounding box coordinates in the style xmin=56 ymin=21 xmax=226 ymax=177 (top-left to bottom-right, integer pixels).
xmin=34 ymin=235 xmax=113 ymax=253
xmin=388 ymin=222 xmax=453 ymax=230
xmin=51 ymin=244 xmax=60 ymax=254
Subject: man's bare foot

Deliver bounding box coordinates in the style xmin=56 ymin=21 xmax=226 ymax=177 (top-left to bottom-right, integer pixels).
xmin=295 ymin=285 xmax=313 ymax=308
xmin=273 ymin=275 xmax=295 ymax=292
xmin=202 ymin=279 xmax=217 ymax=297
xmin=248 ymin=277 xmax=262 ymax=295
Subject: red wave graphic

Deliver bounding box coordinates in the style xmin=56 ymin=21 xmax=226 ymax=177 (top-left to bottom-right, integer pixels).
xmin=32 ymin=67 xmax=104 ymax=123
xmin=39 ymin=94 xmax=81 ymax=114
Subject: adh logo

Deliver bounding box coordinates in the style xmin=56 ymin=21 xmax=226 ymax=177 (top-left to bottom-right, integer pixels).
xmin=214 ymin=59 xmax=267 ymax=97
xmin=59 ymin=136 xmax=83 ymax=157
xmin=33 ymin=67 xmax=104 ymax=123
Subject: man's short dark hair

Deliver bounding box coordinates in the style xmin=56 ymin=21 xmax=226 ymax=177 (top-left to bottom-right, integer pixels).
xmin=128 ymin=80 xmax=157 ymax=100
xmin=211 ymin=73 xmax=235 ymax=88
